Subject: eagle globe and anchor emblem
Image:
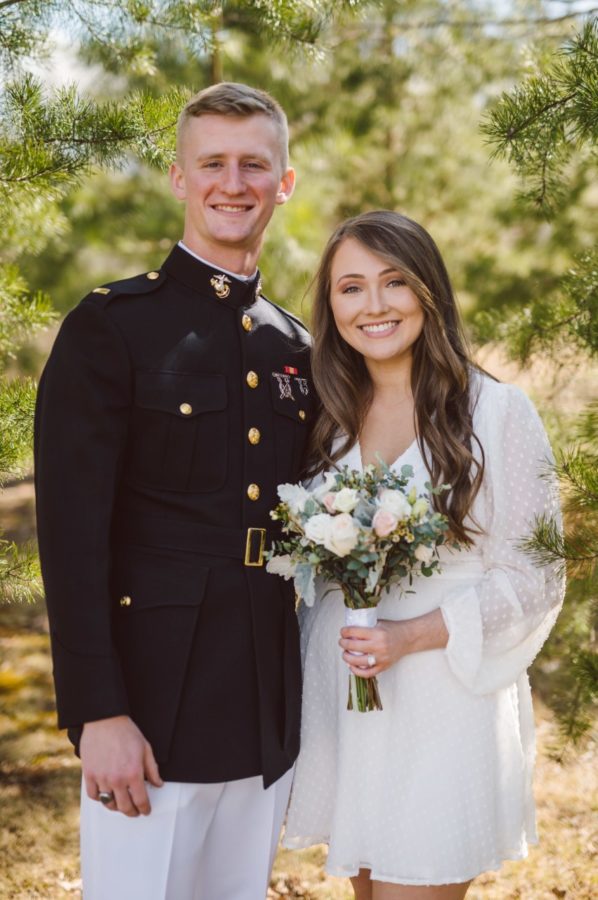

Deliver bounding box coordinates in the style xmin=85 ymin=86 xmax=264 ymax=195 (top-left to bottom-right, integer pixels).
xmin=210 ymin=272 xmax=232 ymax=299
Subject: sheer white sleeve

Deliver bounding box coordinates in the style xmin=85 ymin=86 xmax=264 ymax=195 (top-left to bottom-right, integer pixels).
xmin=439 ymin=382 xmax=565 ymax=695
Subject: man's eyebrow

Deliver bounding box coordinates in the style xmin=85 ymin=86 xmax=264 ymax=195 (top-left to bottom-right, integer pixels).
xmin=193 ymin=152 xmax=271 ymax=163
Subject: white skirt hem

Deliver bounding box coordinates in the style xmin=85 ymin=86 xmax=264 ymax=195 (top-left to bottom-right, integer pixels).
xmin=281 ymin=836 xmax=535 ymax=886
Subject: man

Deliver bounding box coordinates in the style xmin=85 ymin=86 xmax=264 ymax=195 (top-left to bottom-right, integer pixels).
xmin=34 ymin=82 xmax=313 ymax=899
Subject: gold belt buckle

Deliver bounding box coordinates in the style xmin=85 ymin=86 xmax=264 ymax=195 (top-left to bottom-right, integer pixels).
xmin=245 ymin=527 xmax=267 ymax=567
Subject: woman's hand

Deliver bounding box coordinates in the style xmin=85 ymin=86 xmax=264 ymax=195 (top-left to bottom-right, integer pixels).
xmin=339 ymin=609 xmax=449 ymax=679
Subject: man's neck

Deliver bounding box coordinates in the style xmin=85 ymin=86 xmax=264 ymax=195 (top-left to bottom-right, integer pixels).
xmin=178 ymin=242 xmax=257 ymax=282
xmin=179 ymin=234 xmax=261 ymax=278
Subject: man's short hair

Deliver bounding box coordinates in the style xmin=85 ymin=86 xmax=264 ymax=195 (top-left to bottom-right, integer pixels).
xmin=176 ymin=82 xmax=289 ymax=170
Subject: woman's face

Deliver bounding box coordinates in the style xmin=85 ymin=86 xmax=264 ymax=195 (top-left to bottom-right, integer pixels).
xmin=329 ymin=238 xmax=425 ymax=368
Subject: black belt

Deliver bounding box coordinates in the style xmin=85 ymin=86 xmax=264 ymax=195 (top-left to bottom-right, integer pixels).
xmin=115 ymin=513 xmax=279 ymax=567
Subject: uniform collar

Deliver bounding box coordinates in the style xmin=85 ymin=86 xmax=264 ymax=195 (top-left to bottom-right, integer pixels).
xmin=162 ymin=243 xmax=262 ymax=309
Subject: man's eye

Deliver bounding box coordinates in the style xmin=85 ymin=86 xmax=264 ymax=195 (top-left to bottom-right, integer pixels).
xmin=203 ymin=161 xmax=222 ymax=168
xmin=245 ymin=161 xmax=265 ymax=169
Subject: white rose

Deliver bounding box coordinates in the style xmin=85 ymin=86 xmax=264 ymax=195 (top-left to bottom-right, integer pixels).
xmin=304 ymin=513 xmax=334 ymax=546
xmin=277 ymin=483 xmax=311 ymax=515
xmin=332 ymin=487 xmax=359 ymax=514
xmin=323 ymin=513 xmax=360 ymax=557
xmin=414 ymin=544 xmax=434 ymax=564
xmin=378 ymin=488 xmax=411 ymax=520
xmin=265 ymin=554 xmax=297 ymax=580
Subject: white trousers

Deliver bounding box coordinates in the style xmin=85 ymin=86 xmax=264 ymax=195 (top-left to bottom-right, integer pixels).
xmin=80 ymin=768 xmax=293 ymax=900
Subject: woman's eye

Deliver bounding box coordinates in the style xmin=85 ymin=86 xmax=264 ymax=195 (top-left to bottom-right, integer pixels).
xmin=341 ymin=285 xmax=361 ymax=294
xmin=387 ymin=278 xmax=406 ymax=288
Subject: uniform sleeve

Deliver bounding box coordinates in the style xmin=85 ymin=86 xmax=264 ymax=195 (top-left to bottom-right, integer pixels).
xmin=439 ymin=384 xmax=565 ymax=695
xmin=34 ymin=300 xmax=132 ymax=728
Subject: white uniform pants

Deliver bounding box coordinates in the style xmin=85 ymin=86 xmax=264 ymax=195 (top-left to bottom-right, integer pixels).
xmin=80 ymin=768 xmax=293 ymax=900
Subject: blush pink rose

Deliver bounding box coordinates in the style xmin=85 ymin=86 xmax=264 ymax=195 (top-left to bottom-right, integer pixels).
xmin=323 ymin=492 xmax=337 ymax=513
xmin=372 ymin=508 xmax=398 ymax=537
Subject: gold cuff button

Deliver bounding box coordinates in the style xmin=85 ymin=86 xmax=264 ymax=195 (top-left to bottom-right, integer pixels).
xmin=179 ymin=402 xmax=193 ymax=416
xmin=248 ymin=427 xmax=261 ymax=445
xmin=146 ymin=271 xmax=160 ymax=280
xmin=247 ymin=483 xmax=260 ymax=501
xmin=298 ymin=409 xmax=306 ymax=421
xmin=242 ymin=314 xmax=253 ymax=332
xmin=246 ymin=371 xmax=259 ymax=389
xmin=119 ymin=595 xmax=132 ymax=607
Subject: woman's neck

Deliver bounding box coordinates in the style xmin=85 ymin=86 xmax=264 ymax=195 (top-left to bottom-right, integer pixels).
xmin=366 ymin=355 xmax=413 ymax=405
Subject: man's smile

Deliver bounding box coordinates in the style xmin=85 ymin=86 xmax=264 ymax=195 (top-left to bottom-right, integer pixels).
xmin=211 ymin=203 xmax=254 ymax=213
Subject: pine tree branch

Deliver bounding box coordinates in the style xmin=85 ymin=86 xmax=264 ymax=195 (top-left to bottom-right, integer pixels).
xmin=0 ymin=539 xmax=42 ymax=603
xmin=0 ymin=0 xmax=32 ymax=10
xmin=503 ymin=91 xmax=577 ymax=142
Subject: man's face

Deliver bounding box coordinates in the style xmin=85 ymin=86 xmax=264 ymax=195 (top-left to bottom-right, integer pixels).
xmin=170 ymin=113 xmax=295 ymax=266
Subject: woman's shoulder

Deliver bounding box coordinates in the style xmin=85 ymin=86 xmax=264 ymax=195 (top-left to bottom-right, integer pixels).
xmin=470 ymin=369 xmax=538 ymax=422
xmin=470 ymin=370 xmax=548 ymax=455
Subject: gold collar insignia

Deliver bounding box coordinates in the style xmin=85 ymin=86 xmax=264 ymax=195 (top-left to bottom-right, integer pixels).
xmin=210 ymin=272 xmax=232 ymax=299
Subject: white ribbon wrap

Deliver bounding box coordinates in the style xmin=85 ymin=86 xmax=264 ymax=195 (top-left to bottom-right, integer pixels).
xmin=344 ymin=607 xmax=378 ymax=629
xmin=344 ymin=607 xmax=378 ymax=657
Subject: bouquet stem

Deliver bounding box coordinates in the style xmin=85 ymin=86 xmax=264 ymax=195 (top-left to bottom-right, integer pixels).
xmin=348 ymin=671 xmax=383 ymax=712
xmin=344 ymin=605 xmax=383 ymax=712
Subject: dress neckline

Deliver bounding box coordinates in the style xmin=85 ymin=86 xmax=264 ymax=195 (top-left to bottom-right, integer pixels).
xmin=356 ymin=437 xmax=419 ymax=472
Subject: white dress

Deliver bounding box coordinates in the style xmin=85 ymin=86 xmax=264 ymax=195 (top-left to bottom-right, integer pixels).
xmin=283 ymin=375 xmax=565 ymax=886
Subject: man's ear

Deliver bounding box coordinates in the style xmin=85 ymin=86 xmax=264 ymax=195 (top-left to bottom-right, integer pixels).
xmin=275 ymin=167 xmax=296 ymax=206
xmin=169 ymin=161 xmax=187 ymax=201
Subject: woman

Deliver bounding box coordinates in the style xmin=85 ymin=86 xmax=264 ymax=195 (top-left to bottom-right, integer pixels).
xmin=283 ymin=211 xmax=564 ymax=899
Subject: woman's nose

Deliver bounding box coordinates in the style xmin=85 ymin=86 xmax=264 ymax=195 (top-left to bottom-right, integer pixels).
xmin=365 ymin=287 xmax=389 ymax=314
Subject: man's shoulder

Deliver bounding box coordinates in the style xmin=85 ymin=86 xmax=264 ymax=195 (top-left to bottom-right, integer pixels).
xmin=259 ymin=294 xmax=311 ymax=343
xmin=81 ymin=268 xmax=167 ymax=308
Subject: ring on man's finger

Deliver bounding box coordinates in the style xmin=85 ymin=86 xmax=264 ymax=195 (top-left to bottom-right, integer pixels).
xmin=367 ymin=653 xmax=377 ymax=667
xmin=98 ymin=790 xmax=115 ymax=805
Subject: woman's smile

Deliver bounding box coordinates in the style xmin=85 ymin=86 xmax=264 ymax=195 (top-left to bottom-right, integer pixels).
xmin=358 ymin=319 xmax=402 ymax=337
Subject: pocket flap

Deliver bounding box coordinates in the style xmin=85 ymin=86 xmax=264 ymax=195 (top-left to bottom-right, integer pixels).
xmin=269 ymin=372 xmax=313 ymax=423
xmin=135 ymin=372 xmax=227 ymax=417
xmin=112 ymin=545 xmax=209 ymax=612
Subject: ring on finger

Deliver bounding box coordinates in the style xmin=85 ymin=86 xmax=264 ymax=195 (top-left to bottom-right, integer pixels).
xmin=367 ymin=653 xmax=377 ymax=667
xmin=98 ymin=790 xmax=115 ymax=805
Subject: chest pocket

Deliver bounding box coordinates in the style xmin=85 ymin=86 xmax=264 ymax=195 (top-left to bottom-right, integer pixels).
xmin=127 ymin=371 xmax=228 ymax=493
xmin=269 ymin=372 xmax=314 ymax=482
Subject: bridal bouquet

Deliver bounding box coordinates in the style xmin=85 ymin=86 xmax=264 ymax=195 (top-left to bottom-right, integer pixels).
xmin=266 ymin=462 xmax=451 ymax=712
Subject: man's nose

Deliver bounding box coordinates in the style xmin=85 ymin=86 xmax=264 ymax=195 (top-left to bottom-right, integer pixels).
xmin=220 ymin=163 xmax=244 ymax=194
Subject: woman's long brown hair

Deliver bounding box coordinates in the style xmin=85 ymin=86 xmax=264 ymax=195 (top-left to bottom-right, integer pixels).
xmin=305 ymin=210 xmax=486 ymax=545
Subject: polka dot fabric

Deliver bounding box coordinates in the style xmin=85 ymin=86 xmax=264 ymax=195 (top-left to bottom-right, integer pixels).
xmin=283 ymin=374 xmax=565 ymax=886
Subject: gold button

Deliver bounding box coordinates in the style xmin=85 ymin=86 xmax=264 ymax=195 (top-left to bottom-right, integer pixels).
xmin=298 ymin=410 xmax=306 ymax=421
xmin=247 ymin=483 xmax=260 ymax=501
xmin=246 ymin=371 xmax=259 ymax=389
xmin=248 ymin=427 xmax=261 ymax=445
xmin=242 ymin=314 xmax=253 ymax=332
xmin=146 ymin=271 xmax=160 ymax=280
xmin=179 ymin=402 xmax=193 ymax=416
xmin=119 ymin=595 xmax=132 ymax=607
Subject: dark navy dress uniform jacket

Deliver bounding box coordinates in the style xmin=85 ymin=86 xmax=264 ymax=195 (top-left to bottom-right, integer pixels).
xmin=34 ymin=244 xmax=313 ymax=788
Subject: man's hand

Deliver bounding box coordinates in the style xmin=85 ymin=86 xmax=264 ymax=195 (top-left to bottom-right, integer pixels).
xmin=81 ymin=715 xmax=163 ymax=817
